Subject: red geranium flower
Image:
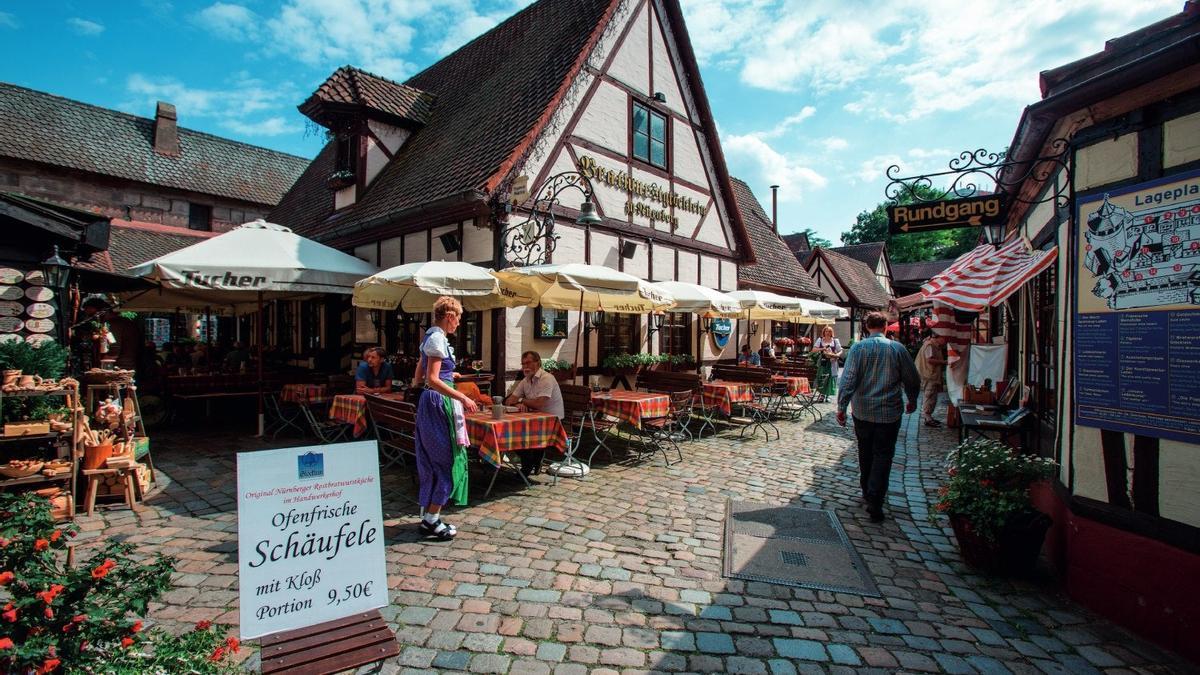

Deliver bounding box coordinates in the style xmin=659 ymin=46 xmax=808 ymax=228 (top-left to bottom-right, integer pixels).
xmin=36 ymin=657 xmax=61 ymax=673
xmin=0 ymin=571 xmax=13 ymax=585
xmin=44 ymin=607 xmax=54 ymax=620
xmin=3 ymin=608 xmax=18 ymax=622
xmin=72 ymin=615 xmax=86 ymax=624
xmin=49 ymin=530 xmax=61 ymax=542
xmin=209 ymin=646 xmax=225 ymax=662
xmin=0 ymin=637 xmax=13 ymax=649
xmin=225 ymin=636 xmax=240 ymax=652
xmin=34 ymin=539 xmax=49 ymax=551
xmin=121 ymin=637 xmax=134 ymax=648
xmin=130 ymin=620 xmax=142 ymax=633
xmin=195 ymin=620 xmax=212 ymax=630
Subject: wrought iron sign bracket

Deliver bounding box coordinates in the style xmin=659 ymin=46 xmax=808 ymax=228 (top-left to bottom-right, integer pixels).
xmin=496 ymin=171 xmax=599 ymax=267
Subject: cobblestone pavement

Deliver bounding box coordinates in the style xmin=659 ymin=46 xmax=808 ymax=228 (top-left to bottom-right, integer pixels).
xmin=72 ymin=400 xmax=1197 ymax=674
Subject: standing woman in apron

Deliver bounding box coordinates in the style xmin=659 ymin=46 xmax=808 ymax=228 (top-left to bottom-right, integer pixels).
xmin=413 ymin=296 xmax=478 ymax=539
xmin=813 ymin=324 xmax=843 ymax=401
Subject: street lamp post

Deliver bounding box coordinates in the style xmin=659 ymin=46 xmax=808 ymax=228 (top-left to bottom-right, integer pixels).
xmin=40 ymin=245 xmax=71 ymax=346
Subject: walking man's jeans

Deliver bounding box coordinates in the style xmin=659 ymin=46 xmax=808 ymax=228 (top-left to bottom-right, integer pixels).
xmin=853 ymin=417 xmax=901 ymax=511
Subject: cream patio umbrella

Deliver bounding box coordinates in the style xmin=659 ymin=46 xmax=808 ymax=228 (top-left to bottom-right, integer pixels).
xmin=123 ymin=220 xmax=379 ymax=436
xmin=353 ymin=261 xmax=531 ymax=312
xmin=795 ymin=298 xmax=849 ymax=321
xmin=727 ymin=289 xmax=808 ymax=349
xmin=650 ymin=281 xmax=742 ymax=372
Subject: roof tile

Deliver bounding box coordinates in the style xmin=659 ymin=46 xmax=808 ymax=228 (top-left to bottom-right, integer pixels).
xmin=730 ymin=177 xmax=820 ymax=298
xmin=807 ymin=247 xmax=890 ymax=309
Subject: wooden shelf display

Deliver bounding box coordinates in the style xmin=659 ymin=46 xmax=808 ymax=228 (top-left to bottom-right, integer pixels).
xmin=0 ymin=384 xmax=80 ymax=519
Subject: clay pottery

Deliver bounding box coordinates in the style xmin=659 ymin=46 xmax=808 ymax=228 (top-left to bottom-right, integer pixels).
xmin=83 ymin=442 xmax=113 ymax=470
xmin=19 ymin=374 xmax=42 ymax=389
xmin=2 ymin=369 xmax=19 ymax=387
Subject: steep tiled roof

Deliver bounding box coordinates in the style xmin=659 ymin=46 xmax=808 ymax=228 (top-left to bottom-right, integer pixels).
xmin=807 ymin=247 xmax=889 ymax=309
xmin=831 ymin=242 xmax=886 ymax=269
xmin=76 ymin=220 xmax=216 ymax=277
xmin=782 ymin=232 xmax=810 ymax=254
xmin=272 ymin=0 xmax=617 ymax=239
xmin=299 ymin=67 xmax=434 ymax=128
xmin=0 ymin=83 xmax=309 ymax=206
xmin=892 ymin=259 xmax=954 ymax=284
xmin=730 ymin=177 xmax=820 ymax=298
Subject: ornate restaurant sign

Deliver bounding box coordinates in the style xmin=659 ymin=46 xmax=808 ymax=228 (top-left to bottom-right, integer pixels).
xmin=887 ymin=194 xmax=1007 ymax=234
xmin=237 ymin=442 xmax=388 ymax=639
xmin=1073 ymin=169 xmax=1200 ymax=445
xmin=576 ymin=155 xmax=707 ymax=229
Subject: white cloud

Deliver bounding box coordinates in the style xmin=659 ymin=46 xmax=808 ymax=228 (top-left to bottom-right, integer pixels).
xmin=193 ymin=3 xmax=259 ymax=41
xmin=820 ymin=137 xmax=848 ymax=152
xmin=123 ymin=74 xmax=301 ymax=140
xmin=0 ymin=12 xmax=17 ymax=29
xmin=67 ymin=17 xmax=105 ymax=35
xmin=725 ymin=133 xmax=827 ymax=202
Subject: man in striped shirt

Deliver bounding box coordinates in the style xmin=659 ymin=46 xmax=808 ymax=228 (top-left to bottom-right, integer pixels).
xmin=836 ymin=312 xmax=920 ymax=522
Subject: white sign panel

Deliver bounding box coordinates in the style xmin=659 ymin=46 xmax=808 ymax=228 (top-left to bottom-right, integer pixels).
xmin=237 ymin=442 xmax=388 ymax=639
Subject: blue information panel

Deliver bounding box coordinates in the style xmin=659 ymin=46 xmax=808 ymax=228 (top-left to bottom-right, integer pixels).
xmin=1074 ymin=169 xmax=1200 ymax=444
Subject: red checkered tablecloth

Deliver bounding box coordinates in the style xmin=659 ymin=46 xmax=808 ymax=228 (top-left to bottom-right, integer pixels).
xmin=281 ymin=383 xmax=330 ymax=405
xmin=330 ymin=394 xmax=369 ymax=437
xmin=701 ymin=381 xmax=755 ymax=417
xmin=466 ymin=412 xmax=567 ymax=467
xmin=592 ymin=391 xmax=670 ymax=429
xmin=771 ymin=375 xmax=810 ymax=396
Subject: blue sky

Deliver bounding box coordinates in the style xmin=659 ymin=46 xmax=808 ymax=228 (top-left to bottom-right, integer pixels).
xmin=0 ymin=0 xmax=1183 ymax=245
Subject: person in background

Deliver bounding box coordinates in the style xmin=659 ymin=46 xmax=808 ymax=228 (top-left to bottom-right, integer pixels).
xmin=189 ymin=343 xmax=210 ymax=369
xmin=813 ymin=325 xmax=843 ymax=400
xmin=412 ymin=296 xmax=477 ymax=540
xmin=738 ymin=343 xmax=761 ymax=366
xmin=915 ymin=332 xmax=948 ymax=427
xmin=505 ymin=351 xmax=565 ymax=476
xmin=223 ymin=341 xmax=251 ymax=373
xmin=758 ymin=339 xmax=775 ymax=361
xmin=355 ymin=346 xmax=394 ymax=394
xmin=836 ymin=312 xmax=920 ymax=523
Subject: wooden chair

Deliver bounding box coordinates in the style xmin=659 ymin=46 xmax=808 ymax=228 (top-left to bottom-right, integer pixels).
xmin=639 ymin=390 xmax=691 ymax=465
xmin=364 ymin=395 xmax=418 ymax=503
xmin=561 ymin=384 xmax=616 ymax=467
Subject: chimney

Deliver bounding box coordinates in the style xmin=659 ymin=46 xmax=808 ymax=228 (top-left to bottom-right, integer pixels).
xmin=153 ymin=101 xmax=180 ymax=156
xmin=769 ymin=185 xmax=780 ymax=232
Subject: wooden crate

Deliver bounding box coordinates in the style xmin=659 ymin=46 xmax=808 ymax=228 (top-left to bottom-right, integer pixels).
xmin=97 ymin=463 xmax=150 ymax=496
xmin=4 ymin=421 xmax=50 ymax=437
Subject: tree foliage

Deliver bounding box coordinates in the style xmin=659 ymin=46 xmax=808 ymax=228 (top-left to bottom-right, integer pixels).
xmin=841 ymin=184 xmax=981 ymax=263
xmin=800 ymin=228 xmax=833 ymax=249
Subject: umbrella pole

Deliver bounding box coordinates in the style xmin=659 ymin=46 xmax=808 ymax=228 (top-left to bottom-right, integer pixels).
xmin=256 ymin=291 xmax=264 ymax=437
xmin=575 ymin=292 xmax=584 ymax=385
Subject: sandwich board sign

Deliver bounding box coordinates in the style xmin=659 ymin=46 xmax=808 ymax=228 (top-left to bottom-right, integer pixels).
xmin=237 ymin=441 xmax=388 ymax=640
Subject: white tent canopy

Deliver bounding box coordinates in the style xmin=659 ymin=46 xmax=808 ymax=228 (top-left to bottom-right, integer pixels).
xmin=797 ymin=298 xmax=849 ymax=320
xmin=353 ymin=261 xmax=530 ymax=313
xmin=493 ymin=263 xmax=674 ymax=313
xmin=122 ymin=220 xmax=377 ymax=313
xmin=650 ymin=281 xmax=741 ymax=317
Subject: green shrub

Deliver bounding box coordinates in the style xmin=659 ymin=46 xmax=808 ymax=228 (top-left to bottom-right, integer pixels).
xmin=0 ymin=341 xmax=69 ymax=380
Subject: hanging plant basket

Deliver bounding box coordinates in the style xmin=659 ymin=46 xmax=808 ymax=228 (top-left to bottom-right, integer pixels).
xmin=326 ymin=171 xmax=356 ymax=191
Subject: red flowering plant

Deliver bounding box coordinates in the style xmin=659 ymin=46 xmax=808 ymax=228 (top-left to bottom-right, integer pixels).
xmin=935 ymin=438 xmax=1056 ymax=544
xmin=0 ymin=494 xmax=239 ymax=673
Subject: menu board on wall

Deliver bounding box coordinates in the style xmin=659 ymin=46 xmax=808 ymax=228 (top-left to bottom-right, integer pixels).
xmin=0 ymin=265 xmax=58 ymax=346
xmin=1074 ymin=169 xmax=1200 ymax=444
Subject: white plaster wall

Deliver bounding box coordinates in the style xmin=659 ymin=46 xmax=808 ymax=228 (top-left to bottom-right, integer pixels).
xmin=586 ymin=0 xmax=637 ymax=68
xmin=591 ymin=232 xmax=620 ymax=270
xmin=365 ymin=120 xmax=410 ymax=187
xmin=555 ymin=223 xmax=586 ymax=264
xmin=335 ymin=185 xmax=355 ymax=210
xmin=403 ymin=231 xmax=427 ymax=264
xmin=719 ymin=260 xmax=737 ymax=292
xmin=607 ymin=2 xmax=649 ymax=95
xmin=672 ymin=181 xmax=712 ymax=242
xmin=1159 ymin=439 xmax=1200 ymax=527
xmin=462 ymin=221 xmax=492 ymax=264
xmin=651 ymin=245 xmax=674 ymax=281
xmin=575 ymin=81 xmax=628 ymax=151
xmin=429 ymin=224 xmax=458 ymax=261
xmin=353 ymin=243 xmax=376 ymax=265
xmin=380 ymin=236 xmax=402 ymax=269
xmin=624 ymin=237 xmax=648 ymax=278
xmin=1021 ymin=196 xmax=1057 ymax=241
xmin=678 ymin=250 xmax=698 ymax=284
xmin=1164 ymin=110 xmax=1200 ymax=168
xmin=672 ymin=123 xmax=706 ymax=187
xmin=700 ymin=255 xmax=719 ymax=287
xmin=1076 ymin=134 xmax=1138 ymax=190
xmin=694 ymin=207 xmax=727 ymax=247
xmin=649 ymin=8 xmax=686 ymax=118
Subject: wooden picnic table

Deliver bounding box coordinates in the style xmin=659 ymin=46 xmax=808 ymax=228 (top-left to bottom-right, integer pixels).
xmin=591 ymin=390 xmax=670 ymax=429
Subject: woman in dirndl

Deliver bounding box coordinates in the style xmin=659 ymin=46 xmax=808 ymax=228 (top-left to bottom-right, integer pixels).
xmin=812 ymin=324 xmax=843 ymax=401
xmin=412 ymin=296 xmax=478 ymax=540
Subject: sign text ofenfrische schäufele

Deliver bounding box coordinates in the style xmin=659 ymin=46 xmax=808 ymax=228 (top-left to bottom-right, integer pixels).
xmin=237 ymin=443 xmax=388 ymax=639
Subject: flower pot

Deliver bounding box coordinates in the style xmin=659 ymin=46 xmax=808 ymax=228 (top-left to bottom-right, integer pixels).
xmin=2 ymin=369 xmax=19 ymax=387
xmin=949 ymin=511 xmax=1051 ymax=576
xmin=83 ymin=442 xmax=114 ymax=470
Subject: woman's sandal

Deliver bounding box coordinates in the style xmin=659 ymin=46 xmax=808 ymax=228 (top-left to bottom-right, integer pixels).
xmin=418 ymin=519 xmax=457 ymax=540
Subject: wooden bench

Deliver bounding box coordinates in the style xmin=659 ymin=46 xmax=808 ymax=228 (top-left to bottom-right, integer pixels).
xmin=711 ymin=365 xmax=774 ymax=386
xmin=636 ymin=370 xmax=704 ymax=394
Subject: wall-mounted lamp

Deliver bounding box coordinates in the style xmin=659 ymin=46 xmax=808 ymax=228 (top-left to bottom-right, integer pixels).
xmin=653 ymin=92 xmax=666 ymax=103
xmin=646 ymin=313 xmax=666 ymax=336
xmin=439 ymin=232 xmax=461 ymax=254
xmin=619 ymin=241 xmax=638 ymax=259
xmin=982 ymin=221 xmax=1007 ymax=248
xmin=748 ymin=322 xmax=759 ymax=336
xmin=699 ymin=316 xmax=714 ymax=333
xmin=586 ymin=311 xmax=606 ymax=333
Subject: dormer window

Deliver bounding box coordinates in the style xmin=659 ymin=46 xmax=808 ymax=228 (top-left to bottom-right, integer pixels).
xmin=334 ymin=133 xmax=359 ymax=175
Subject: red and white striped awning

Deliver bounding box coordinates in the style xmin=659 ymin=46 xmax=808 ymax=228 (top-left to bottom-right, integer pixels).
xmin=920 ymin=239 xmax=1057 ymax=312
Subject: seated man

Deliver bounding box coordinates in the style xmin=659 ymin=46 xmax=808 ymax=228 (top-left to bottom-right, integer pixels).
xmin=223 ymin=341 xmax=250 ymax=372
xmin=737 ymin=343 xmax=761 ymax=366
xmin=355 ymin=347 xmax=394 ymax=395
xmin=504 ymin=351 xmax=564 ymax=476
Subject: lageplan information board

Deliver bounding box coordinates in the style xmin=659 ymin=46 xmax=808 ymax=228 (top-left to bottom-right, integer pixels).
xmin=1074 ymin=168 xmax=1200 ymax=444
xmin=237 ymin=442 xmax=388 ymax=639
